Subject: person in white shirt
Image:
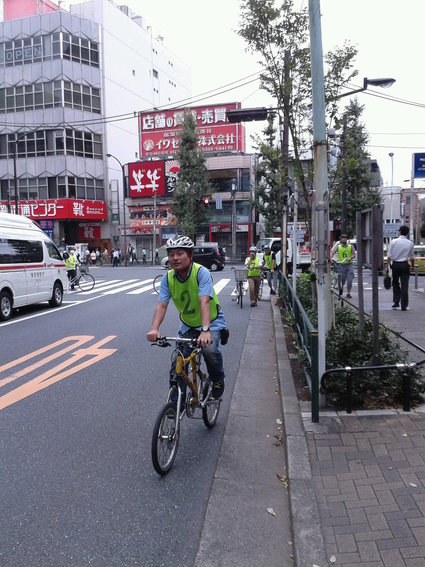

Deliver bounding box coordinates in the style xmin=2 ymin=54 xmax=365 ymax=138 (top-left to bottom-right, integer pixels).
xmin=387 ymin=225 xmax=415 ymax=311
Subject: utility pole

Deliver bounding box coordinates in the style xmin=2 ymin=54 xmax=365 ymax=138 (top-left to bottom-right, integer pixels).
xmin=309 ymin=0 xmax=329 ymax=392
xmin=280 ymin=50 xmax=290 ymax=277
xmin=231 ymin=180 xmax=237 ymax=263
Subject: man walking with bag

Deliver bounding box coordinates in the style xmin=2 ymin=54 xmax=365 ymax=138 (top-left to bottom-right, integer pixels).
xmin=387 ymin=225 xmax=415 ymax=311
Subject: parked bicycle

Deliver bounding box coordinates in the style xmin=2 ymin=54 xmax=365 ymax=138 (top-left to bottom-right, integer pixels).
xmin=68 ymin=265 xmax=95 ymax=292
xmin=151 ymin=336 xmax=221 ymax=475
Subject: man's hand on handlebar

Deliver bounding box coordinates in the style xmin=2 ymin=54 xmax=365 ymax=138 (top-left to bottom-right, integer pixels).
xmin=147 ymin=329 xmax=161 ymax=342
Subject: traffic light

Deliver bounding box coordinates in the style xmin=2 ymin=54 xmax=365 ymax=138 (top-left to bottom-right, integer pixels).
xmin=226 ymin=107 xmax=269 ymax=123
xmin=203 ymin=196 xmax=210 ymax=206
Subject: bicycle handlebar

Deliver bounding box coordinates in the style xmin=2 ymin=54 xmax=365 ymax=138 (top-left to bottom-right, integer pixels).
xmin=152 ymin=336 xmax=199 ymax=348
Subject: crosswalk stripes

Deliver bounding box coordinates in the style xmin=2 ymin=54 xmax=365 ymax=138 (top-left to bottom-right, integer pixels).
xmin=67 ymin=277 xmax=233 ymax=298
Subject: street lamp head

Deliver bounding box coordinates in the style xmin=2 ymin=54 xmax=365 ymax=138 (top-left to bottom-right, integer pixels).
xmin=364 ymin=77 xmax=396 ymax=89
xmin=106 ymin=153 xmax=112 ymax=157
xmin=389 ymin=152 xmax=394 ymax=158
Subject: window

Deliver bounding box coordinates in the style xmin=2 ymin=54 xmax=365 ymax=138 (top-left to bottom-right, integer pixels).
xmin=0 ymin=239 xmax=42 ymax=264
xmin=45 ymin=241 xmax=62 ymax=261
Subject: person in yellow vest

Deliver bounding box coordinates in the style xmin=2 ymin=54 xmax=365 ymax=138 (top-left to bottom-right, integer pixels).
xmin=147 ymin=236 xmax=228 ymax=400
xmin=261 ymin=244 xmax=277 ymax=295
xmin=330 ymin=234 xmax=356 ymax=298
xmin=245 ymin=245 xmax=261 ymax=307
xmin=65 ymin=248 xmax=78 ymax=290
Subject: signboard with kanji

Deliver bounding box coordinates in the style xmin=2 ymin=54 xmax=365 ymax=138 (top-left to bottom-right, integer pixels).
xmin=414 ymin=153 xmax=425 ymax=178
xmin=138 ymin=103 xmax=246 ymax=158
xmin=128 ymin=159 xmax=181 ymax=198
xmin=0 ymin=199 xmax=107 ymax=220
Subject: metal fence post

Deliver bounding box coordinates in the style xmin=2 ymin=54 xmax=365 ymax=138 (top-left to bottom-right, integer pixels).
xmin=311 ymin=331 xmax=319 ymax=422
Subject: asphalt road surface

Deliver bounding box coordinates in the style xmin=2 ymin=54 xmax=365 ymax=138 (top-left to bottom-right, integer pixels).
xmin=0 ymin=266 xmax=249 ymax=567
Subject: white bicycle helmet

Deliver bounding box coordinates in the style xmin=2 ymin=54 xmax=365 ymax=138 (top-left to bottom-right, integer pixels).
xmin=166 ymin=235 xmax=194 ymax=250
xmin=249 ymin=245 xmax=257 ymax=252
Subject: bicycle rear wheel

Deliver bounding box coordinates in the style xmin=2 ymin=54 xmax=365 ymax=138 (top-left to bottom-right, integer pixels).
xmin=151 ymin=402 xmax=179 ymax=475
xmin=153 ymin=274 xmax=163 ymax=294
xmin=201 ymin=379 xmax=220 ymax=428
xmin=77 ymin=273 xmax=95 ymax=291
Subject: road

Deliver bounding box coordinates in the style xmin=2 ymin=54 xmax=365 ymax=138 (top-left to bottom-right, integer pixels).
xmin=0 ymin=266 xmax=248 ymax=567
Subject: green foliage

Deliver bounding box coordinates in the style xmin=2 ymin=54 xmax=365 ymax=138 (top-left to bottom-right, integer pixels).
xmin=329 ymin=100 xmax=382 ymax=236
xmin=252 ymin=116 xmax=286 ymax=234
xmin=238 ymin=0 xmax=359 ymax=232
xmin=288 ymin=279 xmax=424 ymax=408
xmin=324 ymin=308 xmax=425 ymax=408
xmin=173 ymin=112 xmax=211 ymax=239
xmin=420 ymin=224 xmax=425 ymax=239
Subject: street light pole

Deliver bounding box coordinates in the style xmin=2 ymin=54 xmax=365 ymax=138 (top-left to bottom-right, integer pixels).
xmin=152 ymin=189 xmax=157 ymax=266
xmin=389 ymin=152 xmax=394 ymax=223
xmin=231 ymin=180 xmax=237 ymax=263
xmin=107 ymin=153 xmax=128 ymax=266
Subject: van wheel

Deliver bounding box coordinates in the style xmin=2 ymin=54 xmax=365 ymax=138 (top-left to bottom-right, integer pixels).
xmin=49 ymin=282 xmax=63 ymax=307
xmin=210 ymin=262 xmax=218 ymax=271
xmin=0 ymin=291 xmax=12 ymax=321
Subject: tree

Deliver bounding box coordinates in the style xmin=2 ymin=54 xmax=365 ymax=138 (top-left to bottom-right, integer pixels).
xmin=329 ymin=100 xmax=382 ymax=236
xmin=173 ymin=112 xmax=211 ymax=239
xmin=252 ymin=115 xmax=286 ymax=235
xmin=238 ymin=0 xmax=359 ymax=232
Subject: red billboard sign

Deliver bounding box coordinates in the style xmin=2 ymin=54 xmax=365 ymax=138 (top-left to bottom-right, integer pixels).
xmin=128 ymin=160 xmax=181 ymax=198
xmin=138 ymin=103 xmax=246 ymax=158
xmin=0 ymin=199 xmax=107 ymax=220
xmin=128 ymin=160 xmax=166 ymax=198
xmin=78 ymin=224 xmax=101 ymax=240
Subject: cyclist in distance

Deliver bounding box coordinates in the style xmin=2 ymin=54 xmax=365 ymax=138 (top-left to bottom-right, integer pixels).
xmin=146 ymin=235 xmax=227 ymax=399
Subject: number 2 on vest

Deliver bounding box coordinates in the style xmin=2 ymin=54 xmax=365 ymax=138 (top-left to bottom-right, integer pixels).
xmin=180 ymin=290 xmax=196 ymax=315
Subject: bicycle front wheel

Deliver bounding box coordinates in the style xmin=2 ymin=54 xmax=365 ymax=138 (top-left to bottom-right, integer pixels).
xmin=258 ymin=276 xmax=264 ymax=299
xmin=201 ymin=380 xmax=220 ymax=428
xmin=239 ymin=281 xmax=244 ymax=309
xmin=151 ymin=402 xmax=179 ymax=475
xmin=77 ymin=273 xmax=95 ymax=292
xmin=153 ymin=274 xmax=163 ymax=294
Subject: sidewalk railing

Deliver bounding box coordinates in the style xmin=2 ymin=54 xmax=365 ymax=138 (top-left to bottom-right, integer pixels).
xmin=280 ymin=275 xmax=320 ymax=422
xmin=321 ymin=358 xmax=425 ymax=414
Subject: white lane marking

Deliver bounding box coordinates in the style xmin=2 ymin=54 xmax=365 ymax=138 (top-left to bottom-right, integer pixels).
xmin=81 ymin=279 xmax=139 ymax=295
xmin=127 ymin=284 xmax=157 ymax=295
xmin=214 ymin=279 xmax=231 ymax=294
xmin=102 ymin=279 xmax=154 ymax=295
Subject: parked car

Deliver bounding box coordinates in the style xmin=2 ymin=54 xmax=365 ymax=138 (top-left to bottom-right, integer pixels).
xmin=256 ymin=237 xmax=311 ymax=272
xmin=161 ymin=242 xmax=225 ymax=271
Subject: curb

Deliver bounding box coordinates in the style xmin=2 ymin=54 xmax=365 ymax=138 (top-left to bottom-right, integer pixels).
xmin=271 ymin=297 xmax=328 ymax=567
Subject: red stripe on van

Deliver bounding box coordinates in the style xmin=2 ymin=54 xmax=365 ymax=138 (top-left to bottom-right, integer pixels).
xmin=0 ymin=265 xmax=27 ymax=271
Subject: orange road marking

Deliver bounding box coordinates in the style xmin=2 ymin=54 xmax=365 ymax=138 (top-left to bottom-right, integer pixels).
xmin=0 ymin=336 xmax=94 ymax=388
xmin=0 ymin=336 xmax=117 ymax=411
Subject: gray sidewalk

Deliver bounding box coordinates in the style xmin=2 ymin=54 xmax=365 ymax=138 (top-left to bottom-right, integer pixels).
xmin=196 ymin=275 xmax=425 ymax=566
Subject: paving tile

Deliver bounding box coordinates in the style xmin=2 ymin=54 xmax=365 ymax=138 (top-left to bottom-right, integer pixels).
xmin=336 ymin=533 xmax=357 ymax=553
xmin=377 ymin=536 xmax=418 ymax=550
xmin=380 ymin=548 xmax=409 ymax=566
xmin=412 ymin=526 xmax=425 ymax=545
xmin=357 ymin=540 xmax=381 ymax=562
xmin=355 ymin=530 xmax=393 ymax=542
xmin=400 ymin=545 xmax=425 ymax=558
xmin=405 ymin=559 xmax=425 ymax=567
xmin=368 ymin=513 xmax=390 ymax=532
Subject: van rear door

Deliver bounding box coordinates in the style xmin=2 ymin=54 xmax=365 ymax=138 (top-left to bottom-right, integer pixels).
xmin=0 ymin=238 xmax=28 ymax=307
xmin=24 ymin=239 xmax=45 ymax=301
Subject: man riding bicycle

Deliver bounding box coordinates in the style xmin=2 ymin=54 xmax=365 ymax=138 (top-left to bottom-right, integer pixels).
xmin=146 ymin=235 xmax=227 ymax=400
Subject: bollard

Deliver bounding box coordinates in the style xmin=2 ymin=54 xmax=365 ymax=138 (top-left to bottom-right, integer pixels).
xmin=346 ymin=372 xmax=353 ymax=414
xmin=402 ymin=369 xmax=411 ymax=412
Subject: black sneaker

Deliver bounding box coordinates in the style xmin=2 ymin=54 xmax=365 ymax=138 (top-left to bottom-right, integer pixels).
xmin=392 ymin=304 xmax=399 ymax=309
xmin=270 ymin=290 xmax=276 ymax=295
xmin=346 ymin=293 xmax=352 ymax=299
xmin=212 ymin=381 xmax=225 ymax=400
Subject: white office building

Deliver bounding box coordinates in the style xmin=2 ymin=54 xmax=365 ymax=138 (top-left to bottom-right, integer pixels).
xmin=0 ymin=0 xmax=191 ymax=254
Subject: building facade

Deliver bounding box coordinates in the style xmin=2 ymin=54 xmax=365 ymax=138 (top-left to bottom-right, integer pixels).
xmin=0 ymin=0 xmax=191 ymax=253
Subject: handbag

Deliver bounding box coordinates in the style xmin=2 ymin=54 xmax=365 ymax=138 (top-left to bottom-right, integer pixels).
xmin=383 ymin=271 xmax=392 ymax=290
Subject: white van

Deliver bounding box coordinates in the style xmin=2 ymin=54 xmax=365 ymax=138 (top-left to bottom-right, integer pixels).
xmin=0 ymin=212 xmax=68 ymax=321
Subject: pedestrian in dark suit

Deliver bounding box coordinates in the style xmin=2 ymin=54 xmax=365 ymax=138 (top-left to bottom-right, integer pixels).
xmin=387 ymin=225 xmax=415 ymax=311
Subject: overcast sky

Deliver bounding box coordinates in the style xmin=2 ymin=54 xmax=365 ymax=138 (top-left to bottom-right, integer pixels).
xmin=64 ymin=0 xmax=425 ymax=191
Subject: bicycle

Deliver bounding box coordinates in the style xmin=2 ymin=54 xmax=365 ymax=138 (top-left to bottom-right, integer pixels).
xmin=257 ymin=268 xmax=268 ymax=300
xmin=331 ymin=261 xmax=343 ymax=297
xmin=68 ymin=265 xmax=95 ymax=292
xmin=153 ymin=273 xmax=164 ymax=294
xmin=232 ymin=268 xmax=248 ymax=308
xmin=151 ymin=336 xmax=221 ymax=475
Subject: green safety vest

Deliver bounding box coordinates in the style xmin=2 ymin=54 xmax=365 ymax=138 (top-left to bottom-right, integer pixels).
xmin=263 ymin=252 xmax=274 ymax=270
xmin=246 ymin=256 xmax=261 ymax=276
xmin=337 ymin=244 xmax=352 ymax=264
xmin=66 ymin=254 xmax=77 ymax=269
xmin=167 ymin=262 xmax=220 ymax=328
